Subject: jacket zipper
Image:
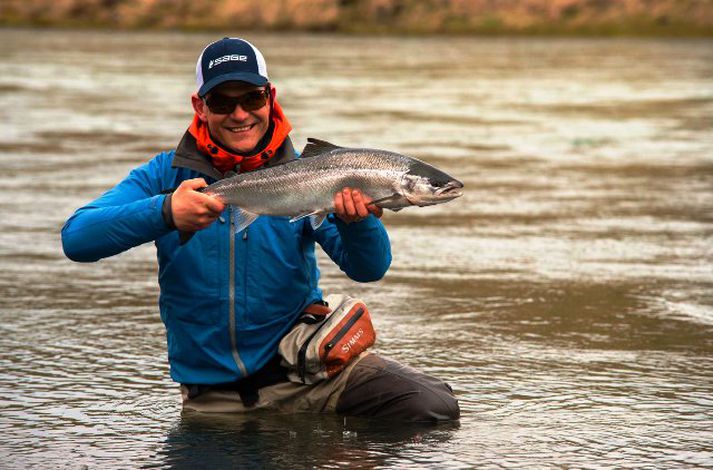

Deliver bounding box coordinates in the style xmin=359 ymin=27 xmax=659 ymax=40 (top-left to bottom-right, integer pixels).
xmin=229 ymin=206 xmax=248 ymax=377
xmin=324 ymin=307 xmax=365 ymax=351
xmin=241 ymin=225 xmax=249 ymax=367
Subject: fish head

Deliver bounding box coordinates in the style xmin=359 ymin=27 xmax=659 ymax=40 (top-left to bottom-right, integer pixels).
xmin=399 ymin=160 xmax=464 ymax=207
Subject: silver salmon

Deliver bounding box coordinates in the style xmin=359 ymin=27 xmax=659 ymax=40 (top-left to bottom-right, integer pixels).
xmin=186 ymin=138 xmax=463 ymax=240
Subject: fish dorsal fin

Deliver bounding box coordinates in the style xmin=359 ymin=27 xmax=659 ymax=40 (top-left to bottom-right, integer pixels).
xmin=302 ymin=138 xmax=344 ymax=158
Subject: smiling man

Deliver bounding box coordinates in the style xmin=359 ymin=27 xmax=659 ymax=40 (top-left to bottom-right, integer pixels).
xmin=62 ymin=37 xmax=459 ymax=421
xmin=198 ymin=82 xmax=271 ymax=153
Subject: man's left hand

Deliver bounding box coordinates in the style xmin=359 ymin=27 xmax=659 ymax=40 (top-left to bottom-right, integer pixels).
xmin=334 ymin=187 xmax=383 ymax=224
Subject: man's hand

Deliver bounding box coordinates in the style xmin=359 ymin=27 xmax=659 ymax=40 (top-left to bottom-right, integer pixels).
xmin=334 ymin=187 xmax=383 ymax=224
xmin=171 ymin=178 xmax=225 ymax=232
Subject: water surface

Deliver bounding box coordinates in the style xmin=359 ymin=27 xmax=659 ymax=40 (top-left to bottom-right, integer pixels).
xmin=0 ymin=29 xmax=712 ymax=468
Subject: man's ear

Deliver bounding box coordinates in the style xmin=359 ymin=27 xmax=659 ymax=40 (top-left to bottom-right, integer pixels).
xmin=191 ymin=93 xmax=208 ymax=122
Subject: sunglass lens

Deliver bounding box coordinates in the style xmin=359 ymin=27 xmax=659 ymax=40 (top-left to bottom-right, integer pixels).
xmin=206 ymin=94 xmax=235 ymax=114
xmin=241 ymin=90 xmax=268 ymax=111
xmin=206 ymin=90 xmax=268 ymax=114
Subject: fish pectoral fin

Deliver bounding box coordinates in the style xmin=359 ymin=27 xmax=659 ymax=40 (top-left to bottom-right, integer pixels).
xmin=234 ymin=207 xmax=260 ymax=232
xmin=290 ymin=209 xmax=328 ymax=230
xmin=301 ymin=138 xmax=344 ymax=158
xmin=179 ymin=208 xmax=258 ymax=244
xmin=368 ymin=194 xmax=399 ymax=205
xmin=367 ymin=193 xmax=405 ymax=208
xmin=309 ymin=213 xmax=328 ymax=230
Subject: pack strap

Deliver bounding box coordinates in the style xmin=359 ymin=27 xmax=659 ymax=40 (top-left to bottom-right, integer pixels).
xmin=298 ymin=300 xmax=331 ymax=324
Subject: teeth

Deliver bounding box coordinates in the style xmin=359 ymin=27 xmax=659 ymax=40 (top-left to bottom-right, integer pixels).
xmin=228 ymin=125 xmax=251 ymax=132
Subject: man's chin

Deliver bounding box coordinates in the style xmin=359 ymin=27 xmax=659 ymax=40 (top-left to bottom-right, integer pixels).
xmin=223 ymin=136 xmax=259 ymax=154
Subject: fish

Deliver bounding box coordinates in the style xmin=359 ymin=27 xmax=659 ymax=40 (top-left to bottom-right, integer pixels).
xmin=181 ymin=138 xmax=463 ymax=242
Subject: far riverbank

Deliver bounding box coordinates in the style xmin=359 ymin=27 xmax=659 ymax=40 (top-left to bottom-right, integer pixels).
xmin=2 ymin=0 xmax=712 ymax=37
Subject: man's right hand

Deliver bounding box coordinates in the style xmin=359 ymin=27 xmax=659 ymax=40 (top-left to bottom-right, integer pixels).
xmin=171 ymin=178 xmax=225 ymax=232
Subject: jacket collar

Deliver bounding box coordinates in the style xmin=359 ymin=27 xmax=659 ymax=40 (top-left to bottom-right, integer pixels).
xmin=172 ymin=130 xmax=297 ymax=180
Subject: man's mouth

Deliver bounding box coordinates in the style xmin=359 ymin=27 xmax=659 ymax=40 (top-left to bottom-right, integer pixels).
xmin=225 ymin=124 xmax=254 ymax=133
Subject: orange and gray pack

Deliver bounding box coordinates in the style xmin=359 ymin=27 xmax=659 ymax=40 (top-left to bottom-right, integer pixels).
xmin=279 ymin=294 xmax=376 ymax=384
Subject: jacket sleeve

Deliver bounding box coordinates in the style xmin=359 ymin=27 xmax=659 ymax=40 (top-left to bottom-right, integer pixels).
xmin=61 ymin=154 xmax=174 ymax=262
xmin=313 ymin=214 xmax=392 ymax=282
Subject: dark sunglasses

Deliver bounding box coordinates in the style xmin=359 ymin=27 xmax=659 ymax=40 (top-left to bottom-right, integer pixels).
xmin=204 ymin=88 xmax=270 ymax=114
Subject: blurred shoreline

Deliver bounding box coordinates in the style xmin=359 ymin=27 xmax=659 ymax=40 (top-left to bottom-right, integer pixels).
xmin=2 ymin=0 xmax=712 ymax=37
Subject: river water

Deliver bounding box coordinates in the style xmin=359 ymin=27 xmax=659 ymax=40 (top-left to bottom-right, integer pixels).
xmin=0 ymin=29 xmax=711 ymax=468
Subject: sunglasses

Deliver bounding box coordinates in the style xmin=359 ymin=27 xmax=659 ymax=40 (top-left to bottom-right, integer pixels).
xmin=204 ymin=88 xmax=270 ymax=114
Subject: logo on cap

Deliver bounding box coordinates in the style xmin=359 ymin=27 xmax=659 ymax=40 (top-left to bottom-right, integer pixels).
xmin=209 ymin=54 xmax=249 ymax=69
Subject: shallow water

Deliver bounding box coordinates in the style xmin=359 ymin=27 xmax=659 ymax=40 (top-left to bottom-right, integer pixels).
xmin=0 ymin=29 xmax=712 ymax=468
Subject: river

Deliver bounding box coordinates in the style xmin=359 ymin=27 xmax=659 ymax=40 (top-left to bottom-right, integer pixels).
xmin=0 ymin=29 xmax=712 ymax=468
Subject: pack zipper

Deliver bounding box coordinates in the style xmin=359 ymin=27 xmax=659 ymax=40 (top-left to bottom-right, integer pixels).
xmin=324 ymin=307 xmax=365 ymax=352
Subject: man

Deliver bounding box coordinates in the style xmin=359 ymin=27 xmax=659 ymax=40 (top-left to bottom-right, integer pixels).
xmin=62 ymin=37 xmax=459 ymax=421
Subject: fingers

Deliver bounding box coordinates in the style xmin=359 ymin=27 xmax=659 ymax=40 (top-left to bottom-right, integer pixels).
xmin=334 ymin=188 xmax=381 ymax=224
xmin=333 ymin=188 xmax=354 ymax=224
xmin=334 ymin=190 xmax=345 ymax=216
xmin=342 ymin=188 xmax=358 ymax=217
xmin=182 ymin=178 xmax=208 ymax=191
xmin=201 ymin=194 xmax=225 ymax=214
xmin=351 ymin=190 xmax=370 ymax=218
xmin=172 ymin=178 xmax=225 ymax=232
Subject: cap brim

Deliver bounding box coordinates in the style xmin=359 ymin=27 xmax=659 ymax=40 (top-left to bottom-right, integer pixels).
xmin=198 ymin=72 xmax=269 ymax=96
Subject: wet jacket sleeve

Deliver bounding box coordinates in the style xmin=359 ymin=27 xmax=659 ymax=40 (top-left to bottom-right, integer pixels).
xmin=314 ymin=215 xmax=392 ymax=282
xmin=61 ymin=154 xmax=173 ymax=262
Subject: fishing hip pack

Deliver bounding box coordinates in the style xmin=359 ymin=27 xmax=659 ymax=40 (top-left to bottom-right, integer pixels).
xmin=278 ymin=294 xmax=376 ymax=385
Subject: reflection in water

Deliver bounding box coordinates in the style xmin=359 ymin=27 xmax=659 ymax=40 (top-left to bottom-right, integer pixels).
xmin=158 ymin=412 xmax=459 ymax=469
xmin=0 ymin=29 xmax=712 ymax=467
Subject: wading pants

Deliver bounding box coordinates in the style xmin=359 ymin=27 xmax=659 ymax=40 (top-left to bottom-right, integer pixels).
xmin=180 ymin=353 xmax=460 ymax=422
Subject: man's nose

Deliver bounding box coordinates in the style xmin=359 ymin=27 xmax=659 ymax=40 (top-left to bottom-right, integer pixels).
xmin=229 ymin=104 xmax=250 ymax=120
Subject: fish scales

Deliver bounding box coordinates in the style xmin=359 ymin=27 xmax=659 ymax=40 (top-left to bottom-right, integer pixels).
xmin=179 ymin=139 xmax=463 ymax=243
xmin=206 ymin=149 xmax=410 ymax=216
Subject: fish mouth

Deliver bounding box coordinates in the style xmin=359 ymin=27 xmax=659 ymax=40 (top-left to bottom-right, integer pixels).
xmin=435 ymin=180 xmax=464 ymax=198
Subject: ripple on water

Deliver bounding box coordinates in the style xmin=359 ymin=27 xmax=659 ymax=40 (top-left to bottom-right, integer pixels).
xmin=1 ymin=30 xmax=713 ymax=468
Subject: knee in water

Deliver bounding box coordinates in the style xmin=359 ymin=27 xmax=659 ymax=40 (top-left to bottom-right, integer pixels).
xmin=403 ymin=384 xmax=460 ymax=422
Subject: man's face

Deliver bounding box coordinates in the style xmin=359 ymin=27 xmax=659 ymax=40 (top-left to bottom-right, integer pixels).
xmin=195 ymin=81 xmax=270 ymax=154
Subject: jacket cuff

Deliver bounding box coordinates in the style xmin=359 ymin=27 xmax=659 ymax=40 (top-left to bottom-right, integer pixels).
xmin=162 ymin=193 xmax=177 ymax=230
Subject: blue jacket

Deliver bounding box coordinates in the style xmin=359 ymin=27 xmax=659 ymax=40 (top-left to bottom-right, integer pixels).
xmin=61 ymin=134 xmax=392 ymax=385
